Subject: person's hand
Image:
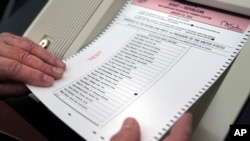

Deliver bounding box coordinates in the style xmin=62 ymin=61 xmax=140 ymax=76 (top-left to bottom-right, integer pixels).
xmin=111 ymin=113 xmax=192 ymax=141
xmin=164 ymin=113 xmax=192 ymax=141
xmin=0 ymin=32 xmax=66 ymax=97
xmin=111 ymin=117 xmax=140 ymax=141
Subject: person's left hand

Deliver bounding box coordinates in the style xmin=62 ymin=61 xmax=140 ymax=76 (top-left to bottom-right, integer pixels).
xmin=0 ymin=33 xmax=66 ymax=98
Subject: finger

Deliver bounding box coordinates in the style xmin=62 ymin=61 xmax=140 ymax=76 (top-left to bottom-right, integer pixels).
xmin=164 ymin=113 xmax=192 ymax=141
xmin=110 ymin=118 xmax=140 ymax=141
xmin=0 ymin=82 xmax=30 ymax=98
xmin=0 ymin=32 xmax=66 ymax=70
xmin=0 ymin=57 xmax=55 ymax=86
xmin=0 ymin=44 xmax=64 ymax=80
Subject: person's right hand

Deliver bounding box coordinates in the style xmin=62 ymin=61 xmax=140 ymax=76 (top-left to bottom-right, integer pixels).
xmin=164 ymin=113 xmax=192 ymax=141
xmin=111 ymin=113 xmax=192 ymax=141
xmin=0 ymin=33 xmax=66 ymax=98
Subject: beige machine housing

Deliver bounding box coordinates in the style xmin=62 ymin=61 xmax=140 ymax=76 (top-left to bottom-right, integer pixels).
xmin=24 ymin=0 xmax=127 ymax=59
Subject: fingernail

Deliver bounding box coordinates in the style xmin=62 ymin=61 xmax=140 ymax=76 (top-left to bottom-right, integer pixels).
xmin=56 ymin=60 xmax=66 ymax=69
xmin=123 ymin=118 xmax=136 ymax=129
xmin=43 ymin=74 xmax=54 ymax=84
xmin=53 ymin=67 xmax=64 ymax=74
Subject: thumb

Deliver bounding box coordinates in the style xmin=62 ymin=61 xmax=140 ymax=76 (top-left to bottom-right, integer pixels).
xmin=110 ymin=118 xmax=140 ymax=141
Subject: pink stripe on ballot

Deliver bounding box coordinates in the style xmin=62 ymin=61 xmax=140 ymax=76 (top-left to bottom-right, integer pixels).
xmin=132 ymin=0 xmax=250 ymax=33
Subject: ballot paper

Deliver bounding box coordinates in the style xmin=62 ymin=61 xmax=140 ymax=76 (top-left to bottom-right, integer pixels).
xmin=28 ymin=0 xmax=250 ymax=140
